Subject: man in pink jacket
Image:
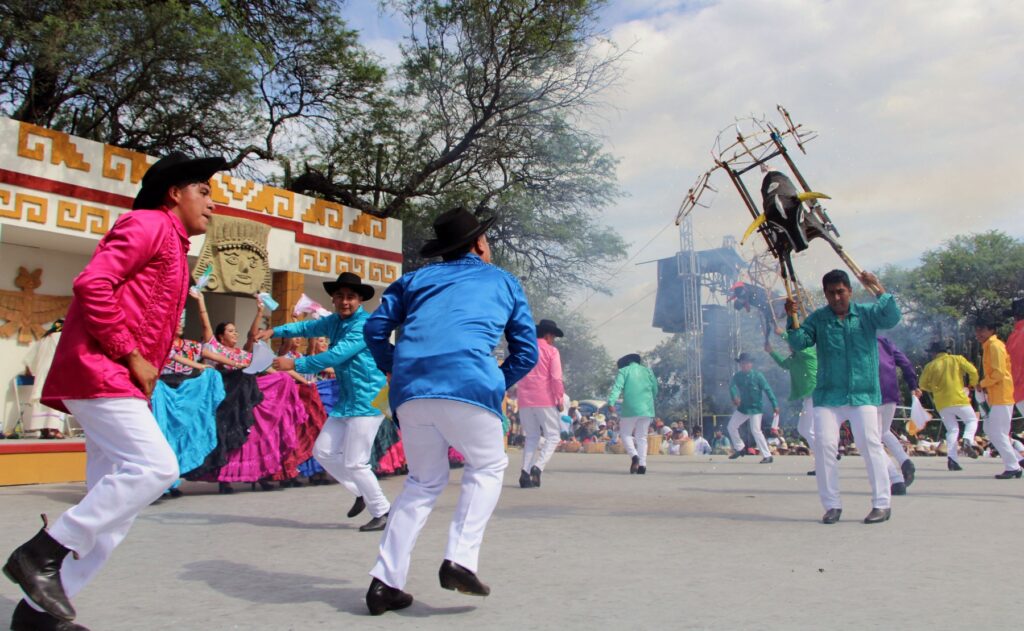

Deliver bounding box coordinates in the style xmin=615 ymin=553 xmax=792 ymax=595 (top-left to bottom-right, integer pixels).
xmin=4 ymin=152 xmax=226 ymax=631
xmin=516 ymin=319 xmax=566 ymax=488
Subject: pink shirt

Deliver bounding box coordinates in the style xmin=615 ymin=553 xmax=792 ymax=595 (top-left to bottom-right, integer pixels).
xmin=1008 ymin=320 xmax=1024 ymax=402
xmin=516 ymin=338 xmax=564 ymax=408
xmin=43 ymin=210 xmax=191 ymax=412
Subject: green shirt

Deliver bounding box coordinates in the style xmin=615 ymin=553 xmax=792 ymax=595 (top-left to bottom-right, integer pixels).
xmin=729 ymin=369 xmax=778 ymax=414
xmin=769 ymin=347 xmax=818 ymax=401
xmin=787 ymin=293 xmax=901 ymax=407
xmin=607 ymin=362 xmax=658 ymax=418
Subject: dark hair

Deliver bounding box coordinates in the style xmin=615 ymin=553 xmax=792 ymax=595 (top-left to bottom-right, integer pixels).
xmin=617 ymin=353 xmax=643 ymax=369
xmin=214 ymin=321 xmax=234 ymax=341
xmin=441 ymin=242 xmax=475 ymax=262
xmin=973 ymin=316 xmax=998 ymax=331
xmin=821 ymin=269 xmax=851 ymax=290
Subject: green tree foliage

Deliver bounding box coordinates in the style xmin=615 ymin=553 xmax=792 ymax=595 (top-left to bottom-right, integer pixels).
xmin=881 ymin=231 xmax=1024 ymax=353
xmin=0 ymin=0 xmax=384 ymax=169
xmin=525 ymin=296 xmax=614 ymax=400
xmin=292 ymin=0 xmax=628 ymax=292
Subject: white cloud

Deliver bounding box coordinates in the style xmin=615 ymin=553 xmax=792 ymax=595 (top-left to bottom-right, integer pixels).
xmin=577 ymin=0 xmax=1024 ymax=358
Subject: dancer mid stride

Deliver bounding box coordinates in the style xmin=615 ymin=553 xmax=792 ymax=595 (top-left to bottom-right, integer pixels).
xmin=257 ymin=272 xmax=390 ymax=531
xmin=974 ymin=317 xmax=1023 ymax=479
xmin=3 ymin=153 xmax=226 ymax=631
xmin=766 ymin=331 xmax=817 ymax=473
xmin=876 ymin=336 xmax=920 ymax=494
xmin=606 ymin=354 xmax=658 ymax=474
xmin=786 ymin=269 xmax=901 ymax=525
xmin=363 ymin=207 xmax=537 ymax=615
xmin=516 ymin=319 xmax=566 ymax=488
xmin=918 ymin=340 xmax=979 ymax=473
xmin=726 ymin=353 xmax=779 ymax=464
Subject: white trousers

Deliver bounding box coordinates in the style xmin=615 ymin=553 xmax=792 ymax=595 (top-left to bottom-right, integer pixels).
xmin=875 ymin=403 xmax=904 ymax=484
xmin=813 ymin=405 xmax=891 ymax=510
xmin=313 ymin=415 xmax=390 ymax=518
xmin=727 ymin=411 xmax=770 ymax=457
xmin=371 ymin=399 xmax=507 ymax=590
xmin=619 ymin=416 xmax=652 ymax=466
xmin=878 ymin=402 xmax=909 ymax=466
xmin=520 ymin=406 xmax=562 ymax=472
xmin=797 ymin=397 xmax=815 ymax=447
xmin=986 ymin=405 xmax=1022 ymax=471
xmin=938 ymin=405 xmax=979 ymax=464
xmin=43 ymin=398 xmax=178 ymax=605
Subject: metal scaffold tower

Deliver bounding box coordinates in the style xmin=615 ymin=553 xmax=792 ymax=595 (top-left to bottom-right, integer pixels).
xmin=677 ymin=213 xmax=702 ymax=424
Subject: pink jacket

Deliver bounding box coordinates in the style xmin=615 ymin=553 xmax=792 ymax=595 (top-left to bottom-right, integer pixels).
xmin=516 ymin=338 xmax=564 ymax=408
xmin=42 ymin=210 xmax=191 ymax=412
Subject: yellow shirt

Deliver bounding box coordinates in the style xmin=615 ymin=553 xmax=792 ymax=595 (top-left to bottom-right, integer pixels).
xmin=980 ymin=335 xmax=1015 ymax=405
xmin=919 ymin=353 xmax=978 ymax=410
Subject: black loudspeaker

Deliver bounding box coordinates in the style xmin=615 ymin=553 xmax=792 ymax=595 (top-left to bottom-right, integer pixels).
xmin=702 ymin=305 xmax=736 ymax=413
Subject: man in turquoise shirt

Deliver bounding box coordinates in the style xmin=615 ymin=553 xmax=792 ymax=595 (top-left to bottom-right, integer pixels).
xmin=726 ymin=353 xmax=779 ymax=464
xmin=786 ymin=269 xmax=901 ymax=526
xmin=606 ymin=353 xmax=658 ymax=474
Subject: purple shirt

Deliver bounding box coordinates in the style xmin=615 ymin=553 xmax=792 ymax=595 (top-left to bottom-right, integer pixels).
xmin=877 ymin=336 xmax=918 ymax=405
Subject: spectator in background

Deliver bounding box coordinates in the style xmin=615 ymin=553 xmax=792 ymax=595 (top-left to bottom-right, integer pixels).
xmin=693 ymin=428 xmax=712 ymax=455
xmin=711 ymin=430 xmax=732 ymax=455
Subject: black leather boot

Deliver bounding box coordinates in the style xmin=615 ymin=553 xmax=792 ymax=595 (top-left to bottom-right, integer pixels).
xmin=10 ymin=600 xmax=89 ymax=631
xmin=3 ymin=516 xmax=76 ymax=622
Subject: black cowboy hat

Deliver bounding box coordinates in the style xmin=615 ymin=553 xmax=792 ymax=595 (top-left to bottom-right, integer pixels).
xmin=420 ymin=206 xmax=496 ymax=258
xmin=927 ymin=340 xmax=949 ymax=354
xmin=736 ymin=352 xmax=754 ymax=363
xmin=536 ymin=319 xmax=564 ymax=338
xmin=617 ymin=353 xmax=642 ymax=369
xmin=132 ymin=152 xmax=228 ymax=210
xmin=1013 ymin=298 xmax=1024 ymax=319
xmin=323 ymin=272 xmax=374 ymax=301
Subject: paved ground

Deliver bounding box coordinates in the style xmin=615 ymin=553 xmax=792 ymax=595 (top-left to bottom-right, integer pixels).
xmin=1 ymin=451 xmax=1021 ymax=630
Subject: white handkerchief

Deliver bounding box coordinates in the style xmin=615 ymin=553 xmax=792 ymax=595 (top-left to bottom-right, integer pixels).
xmin=244 ymin=341 xmax=275 ymax=374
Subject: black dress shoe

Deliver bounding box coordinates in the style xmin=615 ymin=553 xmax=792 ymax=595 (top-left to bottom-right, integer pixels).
xmin=901 ymin=459 xmax=915 ymax=487
xmin=728 ymin=450 xmax=744 ymax=460
xmin=994 ymin=469 xmax=1023 ymax=479
xmin=821 ymin=508 xmax=842 ymax=524
xmin=530 ymin=466 xmax=542 ymax=487
xmin=863 ymin=508 xmax=891 ymax=524
xmin=629 ymin=455 xmax=639 ymax=474
xmin=10 ymin=600 xmax=89 ymax=631
xmin=636 ymin=465 xmax=646 ymax=475
xmin=806 ymin=470 xmax=816 ymax=476
xmin=218 ymin=482 xmax=234 ymax=494
xmin=366 ymin=577 xmax=413 ymax=616
xmin=890 ymin=482 xmax=907 ymax=496
xmin=439 ymin=560 xmax=490 ymax=596
xmin=759 ymin=456 xmax=773 ymax=464
xmin=347 ymin=496 xmax=366 ymax=518
xmin=359 ymin=513 xmax=388 ymax=532
xmin=961 ymin=443 xmax=979 ymax=459
xmin=3 ymin=517 xmax=76 ymax=622
xmin=518 ymin=470 xmax=534 ymax=488
xmin=947 ymin=457 xmax=963 ymax=471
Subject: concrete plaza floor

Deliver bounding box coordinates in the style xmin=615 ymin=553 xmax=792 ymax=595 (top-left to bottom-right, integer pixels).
xmin=1 ymin=451 xmax=1021 ymax=630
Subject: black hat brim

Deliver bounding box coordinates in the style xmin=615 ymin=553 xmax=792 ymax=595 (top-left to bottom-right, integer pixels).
xmin=322 ymin=280 xmax=375 ymax=302
xmin=537 ymin=323 xmax=565 ymax=338
xmin=132 ymin=156 xmax=228 ymax=210
xmin=420 ymin=216 xmax=496 ymax=258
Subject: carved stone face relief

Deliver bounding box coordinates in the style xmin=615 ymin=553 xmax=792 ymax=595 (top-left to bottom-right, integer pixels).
xmin=193 ymin=216 xmax=272 ymax=295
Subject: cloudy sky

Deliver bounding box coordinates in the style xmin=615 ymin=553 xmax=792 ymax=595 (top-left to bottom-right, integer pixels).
xmin=347 ymin=0 xmax=1024 ymax=357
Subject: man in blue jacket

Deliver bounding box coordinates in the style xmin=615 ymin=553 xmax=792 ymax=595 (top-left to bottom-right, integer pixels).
xmin=362 ymin=207 xmax=538 ymax=615
xmin=787 ymin=269 xmax=901 ymax=526
xmin=257 ymin=271 xmax=390 ymax=533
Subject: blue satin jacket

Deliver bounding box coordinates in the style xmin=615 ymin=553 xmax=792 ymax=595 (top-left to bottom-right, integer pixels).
xmin=364 ymin=253 xmax=538 ymax=419
xmin=273 ymin=307 xmax=386 ymax=418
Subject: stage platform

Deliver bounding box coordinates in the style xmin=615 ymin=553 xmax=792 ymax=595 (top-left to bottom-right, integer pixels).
xmin=0 ymin=439 xmax=86 ymax=486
